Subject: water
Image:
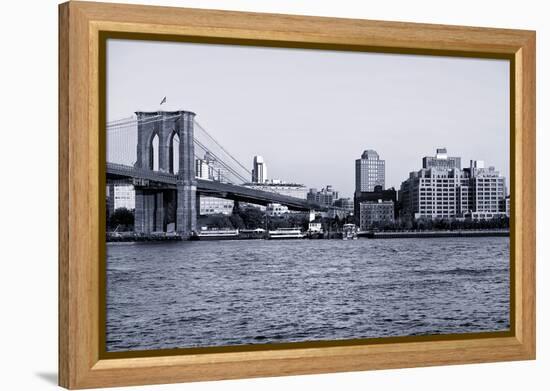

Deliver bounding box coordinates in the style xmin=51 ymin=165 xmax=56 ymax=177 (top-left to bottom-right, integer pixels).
xmin=106 ymin=237 xmax=509 ymax=352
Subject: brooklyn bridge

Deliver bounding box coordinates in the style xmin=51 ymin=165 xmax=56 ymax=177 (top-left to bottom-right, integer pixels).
xmin=106 ymin=110 xmax=328 ymax=238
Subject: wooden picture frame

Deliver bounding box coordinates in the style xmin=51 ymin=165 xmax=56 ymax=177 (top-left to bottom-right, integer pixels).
xmin=59 ymin=1 xmax=536 ymax=389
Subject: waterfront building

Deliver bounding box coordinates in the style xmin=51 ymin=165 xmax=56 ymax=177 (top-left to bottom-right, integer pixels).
xmin=199 ymin=196 xmax=234 ymax=215
xmin=359 ymin=200 xmax=395 ymax=230
xmin=252 ymin=155 xmax=267 ymax=183
xmin=113 ymin=185 xmax=135 ymax=210
xmin=266 ymin=203 xmax=289 ymax=216
xmin=355 ymin=150 xmax=385 ymax=192
xmin=399 ymin=149 xmax=507 ymax=220
xmin=354 ymin=185 xmax=397 ymax=223
xmin=307 ymin=185 xmax=339 ymax=206
xmin=399 ymin=167 xmax=462 ymax=220
xmin=463 ymin=160 xmax=507 ymax=215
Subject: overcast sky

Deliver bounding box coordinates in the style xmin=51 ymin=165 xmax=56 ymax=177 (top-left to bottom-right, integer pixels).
xmin=107 ymin=39 xmax=509 ymax=198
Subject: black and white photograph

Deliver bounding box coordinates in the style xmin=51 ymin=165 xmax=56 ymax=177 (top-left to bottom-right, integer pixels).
xmin=104 ymin=38 xmax=510 ymax=352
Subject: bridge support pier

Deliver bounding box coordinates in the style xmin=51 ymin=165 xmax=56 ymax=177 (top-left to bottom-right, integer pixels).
xmin=134 ymin=189 xmax=157 ymax=233
xmin=134 ymin=189 xmax=170 ymax=233
xmin=134 ymin=190 xmax=145 ymax=233
xmin=176 ymin=183 xmax=197 ymax=238
xmin=154 ymin=192 xmax=164 ymax=233
xmin=196 ymin=193 xmax=201 ymax=219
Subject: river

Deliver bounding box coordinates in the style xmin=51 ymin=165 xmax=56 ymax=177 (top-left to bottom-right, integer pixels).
xmin=106 ymin=237 xmax=509 ymax=352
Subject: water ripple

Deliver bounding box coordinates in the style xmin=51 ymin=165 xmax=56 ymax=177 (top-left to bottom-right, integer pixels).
xmin=106 ymin=237 xmax=509 ymax=351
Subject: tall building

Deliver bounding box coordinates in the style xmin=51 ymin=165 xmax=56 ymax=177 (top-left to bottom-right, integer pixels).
xmin=399 ymin=166 xmax=462 ymax=220
xmin=399 ymin=149 xmax=507 ymax=221
xmin=355 ymin=150 xmax=385 ymax=192
xmin=252 ymin=155 xmax=267 ymax=183
xmin=307 ymin=185 xmax=339 ymax=206
xmin=462 ymin=160 xmax=507 ymax=220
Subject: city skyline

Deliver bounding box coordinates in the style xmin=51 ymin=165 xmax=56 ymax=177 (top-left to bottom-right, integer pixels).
xmin=250 ymin=149 xmax=508 ymax=198
xmin=107 ymin=146 xmax=510 ymax=213
xmin=107 ymin=39 xmax=510 ymax=197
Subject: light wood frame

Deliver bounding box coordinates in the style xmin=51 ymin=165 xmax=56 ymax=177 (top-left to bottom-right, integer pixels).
xmin=59 ymin=1 xmax=536 ymax=389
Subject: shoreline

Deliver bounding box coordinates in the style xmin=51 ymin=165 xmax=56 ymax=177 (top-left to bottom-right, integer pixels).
xmin=359 ymin=229 xmax=509 ymax=239
xmin=107 ymin=229 xmax=509 ymax=242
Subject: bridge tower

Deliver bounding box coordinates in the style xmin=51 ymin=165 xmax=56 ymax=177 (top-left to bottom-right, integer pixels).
xmin=133 ymin=110 xmax=197 ymax=237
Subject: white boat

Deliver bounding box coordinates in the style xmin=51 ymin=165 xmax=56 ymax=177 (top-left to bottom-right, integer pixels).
xmin=192 ymin=229 xmax=239 ymax=240
xmin=267 ymin=228 xmax=305 ymax=240
xmin=342 ymin=224 xmax=358 ymax=240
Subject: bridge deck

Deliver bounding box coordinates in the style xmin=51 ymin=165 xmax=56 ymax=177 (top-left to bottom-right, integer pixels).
xmin=106 ymin=163 xmax=325 ymax=211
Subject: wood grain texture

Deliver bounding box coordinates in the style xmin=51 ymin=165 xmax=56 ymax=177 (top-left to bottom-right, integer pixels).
xmin=518 ymin=34 xmax=536 ymax=355
xmin=58 ymin=3 xmax=70 ymax=387
xmin=58 ymin=1 xmax=536 ymax=389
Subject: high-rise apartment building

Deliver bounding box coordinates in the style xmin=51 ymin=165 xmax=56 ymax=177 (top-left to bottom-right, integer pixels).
xmin=461 ymin=160 xmax=507 ymax=220
xmin=355 ymin=150 xmax=385 ymax=192
xmin=252 ymin=155 xmax=267 ymax=183
xmin=399 ymin=166 xmax=462 ymax=220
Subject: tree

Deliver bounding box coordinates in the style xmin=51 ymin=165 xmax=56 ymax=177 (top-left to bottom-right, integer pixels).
xmin=238 ymin=207 xmax=265 ymax=229
xmin=208 ymin=215 xmax=233 ymax=229
xmin=229 ymin=214 xmax=245 ymax=229
xmin=108 ymin=207 xmax=134 ymax=230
